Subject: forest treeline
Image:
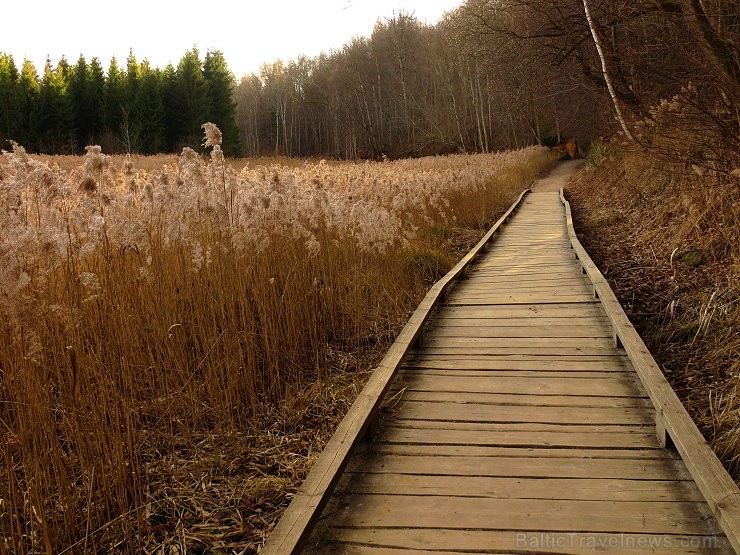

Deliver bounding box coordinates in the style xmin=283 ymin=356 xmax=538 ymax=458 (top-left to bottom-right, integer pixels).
xmin=234 ymin=0 xmax=737 ymax=166
xmin=0 ymin=48 xmax=241 ymax=155
xmin=1 ymin=0 xmax=737 ymax=167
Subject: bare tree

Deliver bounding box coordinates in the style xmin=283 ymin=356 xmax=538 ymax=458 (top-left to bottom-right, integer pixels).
xmin=582 ymin=0 xmax=636 ymax=141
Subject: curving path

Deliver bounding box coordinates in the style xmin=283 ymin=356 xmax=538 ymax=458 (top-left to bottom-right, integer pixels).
xmin=304 ymin=164 xmax=733 ymax=554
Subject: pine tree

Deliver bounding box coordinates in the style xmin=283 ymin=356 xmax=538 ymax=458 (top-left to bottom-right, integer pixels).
xmin=88 ymin=58 xmax=106 ymax=145
xmin=104 ymin=57 xmax=125 ymax=152
xmin=68 ymin=55 xmax=93 ymax=150
xmin=36 ymin=58 xmax=74 ymax=153
xmin=173 ymin=48 xmax=211 ymax=150
xmin=18 ymin=59 xmax=40 ymax=149
xmin=162 ymin=63 xmax=180 ymax=151
xmin=120 ymin=51 xmax=142 ymax=152
xmin=204 ymin=50 xmax=242 ymax=156
xmin=0 ymin=53 xmax=22 ymax=149
xmin=135 ymin=62 xmax=167 ymax=153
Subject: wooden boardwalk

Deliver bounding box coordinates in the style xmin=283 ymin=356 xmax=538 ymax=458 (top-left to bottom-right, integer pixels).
xmin=264 ymin=164 xmax=739 ymax=554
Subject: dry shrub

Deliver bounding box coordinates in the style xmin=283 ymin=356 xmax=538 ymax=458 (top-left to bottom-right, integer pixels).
xmin=568 ymin=146 xmax=739 ymax=483
xmin=0 ymin=130 xmax=555 ymax=553
xmin=631 ymin=83 xmax=739 ymax=177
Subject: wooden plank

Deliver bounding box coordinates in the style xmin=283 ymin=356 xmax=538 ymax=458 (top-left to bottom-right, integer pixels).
xmin=393 ymin=374 xmax=644 ymax=397
xmin=329 ymin=495 xmax=716 ymax=535
xmin=372 ymin=443 xmax=676 ymax=460
xmin=474 ymin=257 xmax=580 ymax=265
xmin=462 ymin=278 xmax=583 ymax=286
xmin=386 ymin=390 xmax=651 ymax=408
xmin=403 ymin=361 xmax=629 ymax=372
xmin=470 ymin=268 xmax=582 ymax=278
xmin=463 ymin=272 xmax=584 ymax=282
xmin=345 ymin=454 xmax=692 ymax=479
xmin=476 ymin=253 xmax=575 ymax=261
xmin=390 ymin=417 xmax=654 ymax=432
xmin=420 ymin=346 xmax=626 ymax=356
xmin=407 ymin=352 xmax=627 ymax=361
xmin=438 ymin=302 xmax=603 ymax=318
xmin=472 ymin=264 xmax=583 ymax=273
xmin=323 ymin=528 xmax=733 ymax=554
xmin=388 ymin=421 xmax=658 ymax=433
xmin=461 ymin=279 xmax=589 ymax=288
xmin=445 ymin=295 xmax=595 ymax=305
xmin=453 ymin=285 xmax=593 ymax=295
xmin=390 ymin=402 xmax=652 ymax=425
xmin=260 ymin=191 xmax=532 ymax=554
xmin=448 ymin=291 xmax=596 ymax=300
xmin=430 ymin=317 xmax=611 ymax=328
xmin=470 ymin=270 xmax=583 ymax=279
xmin=474 ymin=247 xmax=571 ymax=255
xmin=404 ymin=356 xmax=629 ymax=370
xmin=475 ymin=256 xmax=579 ymax=266
xmin=380 ymin=427 xmax=661 ymax=449
xmin=343 ymin=473 xmax=707 ymax=502
xmin=560 ymin=190 xmax=740 ymax=551
xmin=423 ymin=336 xmax=614 ymax=348
xmin=399 ymin=369 xmax=630 ymax=378
xmin=456 ymin=283 xmax=592 ymax=293
xmin=440 ymin=306 xmax=604 ymax=317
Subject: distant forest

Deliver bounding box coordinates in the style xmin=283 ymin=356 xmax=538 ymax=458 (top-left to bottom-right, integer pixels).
xmin=1 ymin=0 xmax=737 ymax=165
xmin=0 ymin=49 xmax=241 ymax=156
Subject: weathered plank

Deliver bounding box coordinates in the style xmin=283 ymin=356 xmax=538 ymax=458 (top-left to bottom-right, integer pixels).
xmin=403 ymin=356 xmax=630 ymax=370
xmin=343 ymin=473 xmax=706 ymax=501
xmin=387 ymin=420 xmax=658 ymax=432
xmin=444 ymin=297 xmax=595 ymax=306
xmin=462 ymin=271 xmax=585 ymax=282
xmin=372 ymin=443 xmax=675 ymax=460
xmin=390 ymin=402 xmax=652 ymax=425
xmin=330 ymin=495 xmax=716 ymax=535
xmin=386 ymin=390 xmax=651 ymax=407
xmin=419 ymin=346 xmax=622 ymax=355
xmin=398 ymin=369 xmax=631 ymax=378
xmin=438 ymin=302 xmax=603 ymax=318
xmin=347 ymin=454 xmax=691 ymax=480
xmin=322 ymin=528 xmax=732 ymax=554
xmin=423 ymin=336 xmax=614 ymax=347
xmin=378 ymin=427 xmax=662 ymax=449
xmin=392 ymin=374 xmax=644 ymax=396
xmin=455 ymin=283 xmax=593 ymax=293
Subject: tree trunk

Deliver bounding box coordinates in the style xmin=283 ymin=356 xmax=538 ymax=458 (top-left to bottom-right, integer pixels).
xmin=582 ymin=0 xmax=636 ymax=142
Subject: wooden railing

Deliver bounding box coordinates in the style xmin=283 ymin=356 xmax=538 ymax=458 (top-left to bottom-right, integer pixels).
xmin=560 ymin=189 xmax=740 ymax=553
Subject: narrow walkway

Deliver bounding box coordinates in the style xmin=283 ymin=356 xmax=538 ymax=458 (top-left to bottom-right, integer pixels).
xmin=308 ymin=165 xmax=732 ymax=553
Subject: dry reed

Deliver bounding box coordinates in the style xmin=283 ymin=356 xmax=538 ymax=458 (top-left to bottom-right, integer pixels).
xmin=0 ymin=128 xmax=555 ymax=553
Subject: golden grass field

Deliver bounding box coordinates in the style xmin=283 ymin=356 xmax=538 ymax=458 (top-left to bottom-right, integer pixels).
xmin=0 ymin=129 xmax=555 ymax=553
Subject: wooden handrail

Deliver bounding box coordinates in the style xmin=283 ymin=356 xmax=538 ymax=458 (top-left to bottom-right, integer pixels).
xmin=560 ymin=188 xmax=740 ymax=553
xmin=261 ymin=189 xmax=531 ymax=554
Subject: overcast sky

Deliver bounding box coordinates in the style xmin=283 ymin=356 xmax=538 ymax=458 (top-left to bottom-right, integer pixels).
xmin=3 ymin=0 xmax=461 ymax=77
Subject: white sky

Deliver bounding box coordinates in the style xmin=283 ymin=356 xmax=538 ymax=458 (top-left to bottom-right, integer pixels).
xmin=3 ymin=0 xmax=461 ymax=78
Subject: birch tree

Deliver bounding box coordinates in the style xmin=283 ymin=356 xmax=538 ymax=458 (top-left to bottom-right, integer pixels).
xmin=581 ymin=0 xmax=636 ymax=142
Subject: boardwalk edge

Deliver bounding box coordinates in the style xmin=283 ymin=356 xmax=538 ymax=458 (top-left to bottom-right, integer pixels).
xmin=560 ymin=188 xmax=740 ymax=553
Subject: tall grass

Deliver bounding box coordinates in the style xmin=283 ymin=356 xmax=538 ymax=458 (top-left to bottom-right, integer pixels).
xmin=0 ymin=126 xmax=554 ymax=552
